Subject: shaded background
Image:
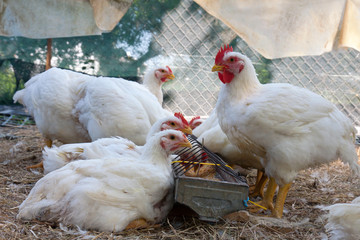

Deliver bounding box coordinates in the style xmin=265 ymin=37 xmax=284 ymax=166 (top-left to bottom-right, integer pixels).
xmin=0 ymin=0 xmax=359 ymax=127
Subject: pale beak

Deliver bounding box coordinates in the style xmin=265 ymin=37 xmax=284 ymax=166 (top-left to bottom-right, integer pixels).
xmin=166 ymin=73 xmax=175 ymax=80
xmin=180 ymin=126 xmax=193 ymax=135
xmin=178 ymin=140 xmax=192 ymax=149
xmin=212 ymin=64 xmax=224 ymax=72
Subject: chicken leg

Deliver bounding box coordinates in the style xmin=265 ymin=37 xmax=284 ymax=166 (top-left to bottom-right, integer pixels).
xmin=248 ymin=176 xmax=276 ymax=213
xmin=249 ymin=170 xmax=268 ymax=198
xmin=271 ymin=181 xmax=292 ymax=218
xmin=26 ymin=138 xmax=52 ymax=170
xmin=125 ymin=218 xmax=160 ymax=230
xmin=248 ymin=170 xmax=262 ymax=192
xmin=125 ymin=218 xmax=149 ymax=229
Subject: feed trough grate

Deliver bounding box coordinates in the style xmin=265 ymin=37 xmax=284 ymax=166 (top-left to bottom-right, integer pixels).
xmin=172 ymin=135 xmax=249 ymax=222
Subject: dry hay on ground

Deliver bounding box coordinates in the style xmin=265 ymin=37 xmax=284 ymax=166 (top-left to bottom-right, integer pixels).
xmin=1 ymin=125 xmax=360 ymax=240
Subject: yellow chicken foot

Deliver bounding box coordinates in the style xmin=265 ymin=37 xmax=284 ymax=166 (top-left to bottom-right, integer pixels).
xmin=249 ymin=171 xmax=268 ymax=198
xmin=248 ymin=170 xmax=263 ymax=193
xmin=26 ymin=138 xmax=52 ymax=170
xmin=256 ymin=170 xmax=264 ymax=184
xmin=125 ymin=218 xmax=160 ymax=230
xmin=26 ymin=161 xmax=44 ymax=170
xmin=271 ymin=182 xmax=292 ymax=218
xmin=248 ymin=171 xmax=260 ymax=192
xmin=248 ymin=177 xmax=277 ymax=213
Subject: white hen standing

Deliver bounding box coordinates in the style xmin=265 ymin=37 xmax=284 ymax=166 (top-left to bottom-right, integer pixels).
xmin=13 ymin=66 xmax=174 ymax=147
xmin=17 ymin=130 xmax=192 ymax=232
xmin=43 ymin=113 xmax=192 ymax=174
xmin=192 ymin=110 xmax=266 ymax=197
xmin=143 ymin=65 xmax=174 ymax=105
xmin=211 ymin=45 xmax=360 ymax=218
xmin=13 ymin=68 xmax=92 ymax=146
xmin=73 ymin=73 xmax=172 ymax=145
xmin=193 ymin=110 xmax=263 ymax=170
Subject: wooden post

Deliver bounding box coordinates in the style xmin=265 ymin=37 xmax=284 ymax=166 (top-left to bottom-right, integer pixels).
xmin=45 ymin=38 xmax=52 ymax=70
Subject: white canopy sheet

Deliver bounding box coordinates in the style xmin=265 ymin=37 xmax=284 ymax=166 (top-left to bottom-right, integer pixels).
xmin=195 ymin=0 xmax=360 ymax=58
xmin=0 ymin=0 xmax=132 ymax=38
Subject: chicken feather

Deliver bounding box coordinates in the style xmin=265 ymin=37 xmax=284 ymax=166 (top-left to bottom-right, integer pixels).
xmin=43 ymin=115 xmax=191 ymax=174
xmin=17 ymin=130 xmax=191 ymax=232
xmin=212 ymin=47 xmax=360 ymax=218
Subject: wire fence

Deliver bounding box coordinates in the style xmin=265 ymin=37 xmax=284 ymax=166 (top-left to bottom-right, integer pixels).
xmin=150 ymin=0 xmax=360 ymax=127
xmin=1 ymin=0 xmax=359 ymax=129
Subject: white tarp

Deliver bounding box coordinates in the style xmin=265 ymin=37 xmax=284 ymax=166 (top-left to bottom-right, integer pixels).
xmin=195 ymin=0 xmax=360 ymax=58
xmin=0 ymin=0 xmax=132 ymax=38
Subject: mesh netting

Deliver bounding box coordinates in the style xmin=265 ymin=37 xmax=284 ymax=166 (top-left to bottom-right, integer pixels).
xmin=1 ymin=0 xmax=359 ymax=127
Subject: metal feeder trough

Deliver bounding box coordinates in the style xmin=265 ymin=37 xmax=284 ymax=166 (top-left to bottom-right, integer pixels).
xmin=172 ymin=135 xmax=249 ymax=222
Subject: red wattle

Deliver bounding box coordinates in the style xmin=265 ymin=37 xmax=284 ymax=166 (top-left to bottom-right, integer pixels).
xmin=218 ymin=72 xmax=225 ymax=83
xmin=222 ymin=70 xmax=234 ymax=83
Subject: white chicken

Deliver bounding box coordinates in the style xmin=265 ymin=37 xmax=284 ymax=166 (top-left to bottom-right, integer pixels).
xmin=192 ymin=110 xmax=266 ymax=196
xmin=17 ymin=130 xmax=192 ymax=232
xmin=13 ymin=66 xmax=174 ymax=169
xmin=13 ymin=68 xmax=92 ymax=146
xmin=13 ymin=65 xmax=174 ymax=147
xmin=43 ymin=113 xmax=192 ymax=174
xmin=211 ymin=45 xmax=360 ymax=218
xmin=323 ymin=196 xmax=360 ymax=240
xmin=189 ymin=116 xmax=205 ymax=130
xmin=73 ymin=71 xmax=172 ymax=145
xmin=142 ymin=65 xmax=174 ymax=105
xmin=193 ymin=110 xmax=263 ymax=170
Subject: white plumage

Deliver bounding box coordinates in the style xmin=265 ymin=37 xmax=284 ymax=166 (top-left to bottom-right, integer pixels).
xmin=13 ymin=66 xmax=174 ymax=147
xmin=13 ymin=68 xmax=91 ymax=144
xmin=17 ymin=130 xmax=192 ymax=232
xmin=43 ymin=114 xmax=192 ymax=174
xmin=323 ymin=196 xmax=360 ymax=240
xmin=212 ymin=46 xmax=360 ymax=218
xmin=142 ymin=65 xmax=174 ymax=105
xmin=73 ymin=74 xmax=171 ymax=145
xmin=193 ymin=110 xmax=263 ymax=170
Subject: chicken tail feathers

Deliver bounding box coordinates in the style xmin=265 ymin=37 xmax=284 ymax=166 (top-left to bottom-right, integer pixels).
xmin=13 ymin=89 xmax=25 ymax=104
xmin=339 ymin=143 xmax=360 ymax=176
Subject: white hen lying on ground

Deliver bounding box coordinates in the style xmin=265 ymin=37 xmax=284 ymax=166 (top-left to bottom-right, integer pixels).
xmin=211 ymin=45 xmax=360 ymax=218
xmin=43 ymin=113 xmax=192 ymax=174
xmin=323 ymin=196 xmax=360 ymax=240
xmin=17 ymin=130 xmax=192 ymax=232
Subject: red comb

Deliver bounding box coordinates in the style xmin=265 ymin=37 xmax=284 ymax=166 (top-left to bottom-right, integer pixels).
xmin=189 ymin=116 xmax=200 ymax=125
xmin=215 ymin=44 xmax=233 ymax=64
xmin=174 ymin=112 xmax=189 ymax=126
xmin=166 ymin=66 xmax=172 ymax=73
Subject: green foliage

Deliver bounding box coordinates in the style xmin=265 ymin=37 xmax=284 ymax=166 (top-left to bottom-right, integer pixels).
xmin=0 ymin=0 xmax=182 ymax=103
xmin=231 ymin=38 xmax=272 ymax=84
xmin=0 ymin=62 xmax=17 ymax=105
xmin=255 ymin=58 xmax=272 ymax=84
xmin=0 ymin=0 xmax=181 ymax=79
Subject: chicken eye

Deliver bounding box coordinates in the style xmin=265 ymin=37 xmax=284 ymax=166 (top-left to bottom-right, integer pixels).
xmin=170 ymin=122 xmax=176 ymax=126
xmin=169 ymin=135 xmax=175 ymax=140
xmin=229 ymin=58 xmax=234 ymax=62
xmin=161 ymin=69 xmax=165 ymax=73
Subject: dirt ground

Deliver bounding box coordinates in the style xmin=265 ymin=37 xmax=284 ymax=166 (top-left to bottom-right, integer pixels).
xmin=1 ymin=124 xmax=360 ymax=240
